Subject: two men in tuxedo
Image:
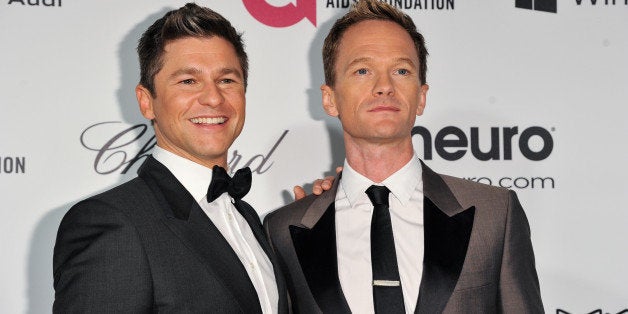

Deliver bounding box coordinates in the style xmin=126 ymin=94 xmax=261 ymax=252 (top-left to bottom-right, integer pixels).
xmin=53 ymin=3 xmax=288 ymax=313
xmin=264 ymin=0 xmax=544 ymax=313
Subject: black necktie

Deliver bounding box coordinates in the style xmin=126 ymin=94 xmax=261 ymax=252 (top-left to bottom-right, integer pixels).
xmin=366 ymin=185 xmax=405 ymax=314
xmin=207 ymin=165 xmax=252 ymax=203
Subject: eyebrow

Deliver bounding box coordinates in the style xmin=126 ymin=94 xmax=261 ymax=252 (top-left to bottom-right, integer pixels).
xmin=346 ymin=57 xmax=372 ymax=69
xmin=168 ymin=66 xmax=243 ymax=79
xmin=346 ymin=57 xmax=417 ymax=69
xmin=394 ymin=57 xmax=417 ymax=68
xmin=168 ymin=67 xmax=202 ymax=80
xmin=218 ymin=67 xmax=243 ymax=79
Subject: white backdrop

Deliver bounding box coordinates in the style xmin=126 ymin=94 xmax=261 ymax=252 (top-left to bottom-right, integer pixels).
xmin=1 ymin=0 xmax=627 ymax=313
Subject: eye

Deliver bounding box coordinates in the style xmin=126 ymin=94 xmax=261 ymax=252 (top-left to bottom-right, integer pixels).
xmin=396 ymin=68 xmax=410 ymax=75
xmin=220 ymin=78 xmax=235 ymax=84
xmin=179 ymin=78 xmax=196 ymax=85
xmin=355 ymin=68 xmax=368 ymax=75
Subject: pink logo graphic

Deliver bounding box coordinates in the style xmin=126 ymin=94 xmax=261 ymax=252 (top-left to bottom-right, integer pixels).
xmin=243 ymin=0 xmax=316 ymax=27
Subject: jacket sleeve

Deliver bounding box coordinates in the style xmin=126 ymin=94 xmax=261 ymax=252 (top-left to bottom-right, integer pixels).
xmin=498 ymin=190 xmax=544 ymax=313
xmin=52 ymin=198 xmax=153 ymax=313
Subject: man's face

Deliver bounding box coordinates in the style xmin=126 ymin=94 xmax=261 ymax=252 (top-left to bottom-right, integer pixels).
xmin=136 ymin=36 xmax=245 ymax=168
xmin=322 ymin=20 xmax=428 ymax=146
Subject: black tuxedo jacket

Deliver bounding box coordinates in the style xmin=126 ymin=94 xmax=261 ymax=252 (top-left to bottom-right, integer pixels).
xmin=264 ymin=162 xmax=543 ymax=313
xmin=53 ymin=156 xmax=287 ymax=313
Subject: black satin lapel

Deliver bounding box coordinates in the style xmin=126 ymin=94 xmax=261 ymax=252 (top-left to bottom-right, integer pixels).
xmin=164 ymin=205 xmax=262 ymax=313
xmin=138 ymin=156 xmax=262 ymax=313
xmin=289 ymin=203 xmax=351 ymax=314
xmin=234 ymin=200 xmax=289 ymax=313
xmin=416 ymin=197 xmax=475 ymax=314
xmin=137 ymin=156 xmax=194 ymax=220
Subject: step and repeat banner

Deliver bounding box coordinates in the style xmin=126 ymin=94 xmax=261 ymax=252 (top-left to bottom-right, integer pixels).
xmin=1 ymin=0 xmax=626 ymax=313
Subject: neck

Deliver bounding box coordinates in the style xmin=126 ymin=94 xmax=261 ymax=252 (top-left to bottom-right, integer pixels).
xmin=194 ymin=158 xmax=227 ymax=171
xmin=156 ymin=144 xmax=227 ymax=170
xmin=344 ymin=135 xmax=414 ymax=183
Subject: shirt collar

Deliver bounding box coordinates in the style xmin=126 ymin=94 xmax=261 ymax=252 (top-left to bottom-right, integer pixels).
xmin=340 ymin=153 xmax=422 ymax=207
xmin=339 ymin=161 xmax=374 ymax=208
xmin=382 ymin=155 xmax=422 ymax=206
xmin=152 ymin=146 xmax=213 ymax=203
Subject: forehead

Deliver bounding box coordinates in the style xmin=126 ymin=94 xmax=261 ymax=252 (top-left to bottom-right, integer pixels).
xmin=336 ymin=20 xmax=418 ymax=64
xmin=160 ymin=36 xmax=241 ymax=70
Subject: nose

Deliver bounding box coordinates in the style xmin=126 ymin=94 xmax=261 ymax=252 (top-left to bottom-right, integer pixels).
xmin=373 ymin=73 xmax=394 ymax=96
xmin=198 ymin=82 xmax=224 ymax=107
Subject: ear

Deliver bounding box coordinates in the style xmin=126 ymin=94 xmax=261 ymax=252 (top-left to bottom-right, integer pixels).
xmin=416 ymin=84 xmax=429 ymax=116
xmin=136 ymin=84 xmax=155 ymax=120
xmin=321 ymin=84 xmax=339 ymax=117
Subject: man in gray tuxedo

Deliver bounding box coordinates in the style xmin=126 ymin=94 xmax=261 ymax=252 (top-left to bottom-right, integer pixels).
xmin=53 ymin=3 xmax=289 ymax=313
xmin=264 ymin=0 xmax=544 ymax=313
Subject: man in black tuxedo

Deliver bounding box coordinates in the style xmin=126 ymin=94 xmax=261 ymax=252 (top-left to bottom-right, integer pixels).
xmin=53 ymin=3 xmax=288 ymax=313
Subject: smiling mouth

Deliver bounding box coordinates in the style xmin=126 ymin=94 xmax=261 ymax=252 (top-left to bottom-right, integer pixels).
xmin=190 ymin=117 xmax=227 ymax=125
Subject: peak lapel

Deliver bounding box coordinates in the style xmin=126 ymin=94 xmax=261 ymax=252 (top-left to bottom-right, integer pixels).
xmin=289 ymin=173 xmax=351 ymax=313
xmin=416 ymin=162 xmax=475 ymax=314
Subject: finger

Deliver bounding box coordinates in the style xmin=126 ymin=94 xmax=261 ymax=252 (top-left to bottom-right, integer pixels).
xmin=312 ymin=179 xmax=324 ymax=195
xmin=335 ymin=166 xmax=343 ymax=174
xmin=293 ymin=185 xmax=306 ymax=200
xmin=321 ymin=176 xmax=334 ymax=191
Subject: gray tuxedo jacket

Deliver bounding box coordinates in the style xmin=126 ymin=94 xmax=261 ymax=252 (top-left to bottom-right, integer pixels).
xmin=53 ymin=156 xmax=288 ymax=313
xmin=264 ymin=162 xmax=543 ymax=313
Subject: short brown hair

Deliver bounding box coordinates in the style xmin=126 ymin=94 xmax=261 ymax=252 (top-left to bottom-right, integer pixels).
xmin=137 ymin=3 xmax=248 ymax=96
xmin=322 ymin=0 xmax=428 ymax=86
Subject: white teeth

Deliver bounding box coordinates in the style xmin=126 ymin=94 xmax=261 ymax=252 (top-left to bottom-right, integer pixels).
xmin=190 ymin=117 xmax=226 ymax=124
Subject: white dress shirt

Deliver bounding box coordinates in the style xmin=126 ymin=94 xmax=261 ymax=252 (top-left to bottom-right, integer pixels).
xmin=336 ymin=155 xmax=424 ymax=314
xmin=153 ymin=147 xmax=278 ymax=314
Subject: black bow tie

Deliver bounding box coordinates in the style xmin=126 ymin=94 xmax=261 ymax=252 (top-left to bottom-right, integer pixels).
xmin=207 ymin=166 xmax=252 ymax=203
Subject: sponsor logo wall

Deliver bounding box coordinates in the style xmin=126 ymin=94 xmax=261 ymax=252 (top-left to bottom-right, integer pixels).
xmin=0 ymin=0 xmax=626 ymax=312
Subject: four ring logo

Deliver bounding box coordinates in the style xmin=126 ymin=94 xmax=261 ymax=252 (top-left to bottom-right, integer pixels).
xmin=243 ymin=0 xmax=316 ymax=27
